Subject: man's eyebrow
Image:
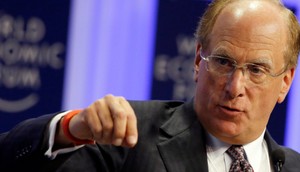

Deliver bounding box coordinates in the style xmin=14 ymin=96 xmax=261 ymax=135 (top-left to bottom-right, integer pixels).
xmin=248 ymin=58 xmax=273 ymax=69
xmin=211 ymin=48 xmax=229 ymax=55
xmin=211 ymin=48 xmax=233 ymax=58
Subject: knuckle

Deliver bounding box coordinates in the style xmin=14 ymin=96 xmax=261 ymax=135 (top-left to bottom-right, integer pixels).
xmin=114 ymin=110 xmax=126 ymax=120
xmin=102 ymin=122 xmax=113 ymax=131
xmin=104 ymin=94 xmax=114 ymax=100
xmin=117 ymin=96 xmax=126 ymax=101
xmin=94 ymin=99 xmax=103 ymax=108
xmin=127 ymin=112 xmax=136 ymax=121
xmin=92 ymin=125 xmax=103 ymax=135
xmin=114 ymin=130 xmax=125 ymax=139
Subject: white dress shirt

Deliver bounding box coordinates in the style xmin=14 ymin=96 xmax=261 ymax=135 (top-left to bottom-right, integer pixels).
xmin=206 ymin=131 xmax=273 ymax=172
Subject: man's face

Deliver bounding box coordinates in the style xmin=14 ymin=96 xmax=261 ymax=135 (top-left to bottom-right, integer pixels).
xmin=193 ymin=1 xmax=295 ymax=144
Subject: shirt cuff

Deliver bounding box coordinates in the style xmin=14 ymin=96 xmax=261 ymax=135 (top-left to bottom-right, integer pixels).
xmin=44 ymin=111 xmax=84 ymax=159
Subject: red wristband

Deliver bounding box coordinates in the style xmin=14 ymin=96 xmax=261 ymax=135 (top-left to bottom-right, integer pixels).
xmin=62 ymin=110 xmax=95 ymax=145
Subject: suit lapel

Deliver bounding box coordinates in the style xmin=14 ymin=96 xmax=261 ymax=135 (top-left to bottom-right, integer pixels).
xmin=157 ymin=100 xmax=209 ymax=172
xmin=264 ymin=131 xmax=283 ymax=171
xmin=264 ymin=131 xmax=281 ymax=154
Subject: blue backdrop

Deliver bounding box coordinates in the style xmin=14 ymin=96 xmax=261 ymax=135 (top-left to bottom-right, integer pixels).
xmin=0 ymin=0 xmax=70 ymax=132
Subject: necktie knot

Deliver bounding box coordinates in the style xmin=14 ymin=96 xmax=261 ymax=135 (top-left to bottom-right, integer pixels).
xmin=226 ymin=145 xmax=254 ymax=172
xmin=227 ymin=145 xmax=246 ymax=161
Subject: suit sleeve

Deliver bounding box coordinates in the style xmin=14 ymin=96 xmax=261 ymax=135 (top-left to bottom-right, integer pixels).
xmin=0 ymin=113 xmax=56 ymax=171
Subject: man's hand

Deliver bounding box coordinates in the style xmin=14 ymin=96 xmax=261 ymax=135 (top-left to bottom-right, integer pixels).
xmin=59 ymin=94 xmax=138 ymax=147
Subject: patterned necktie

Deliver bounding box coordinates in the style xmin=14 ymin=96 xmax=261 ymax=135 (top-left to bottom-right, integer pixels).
xmin=226 ymin=145 xmax=254 ymax=172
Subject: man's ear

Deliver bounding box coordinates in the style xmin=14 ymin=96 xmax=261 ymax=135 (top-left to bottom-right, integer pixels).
xmin=194 ymin=43 xmax=202 ymax=82
xmin=277 ymin=67 xmax=295 ymax=103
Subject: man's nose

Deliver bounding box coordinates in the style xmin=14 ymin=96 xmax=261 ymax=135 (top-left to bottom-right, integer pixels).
xmin=225 ymin=68 xmax=246 ymax=99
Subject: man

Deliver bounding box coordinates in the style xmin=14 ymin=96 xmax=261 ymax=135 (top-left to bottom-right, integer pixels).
xmin=1 ymin=0 xmax=300 ymax=171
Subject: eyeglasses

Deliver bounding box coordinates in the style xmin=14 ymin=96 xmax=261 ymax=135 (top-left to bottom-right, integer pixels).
xmin=200 ymin=50 xmax=288 ymax=84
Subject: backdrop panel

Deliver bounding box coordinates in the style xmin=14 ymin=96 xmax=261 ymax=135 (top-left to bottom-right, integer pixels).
xmin=0 ymin=0 xmax=70 ymax=132
xmin=152 ymin=0 xmax=209 ymax=101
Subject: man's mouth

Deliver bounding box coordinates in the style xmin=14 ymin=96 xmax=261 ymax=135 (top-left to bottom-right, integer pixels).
xmin=218 ymin=104 xmax=245 ymax=117
xmin=221 ymin=105 xmax=241 ymax=112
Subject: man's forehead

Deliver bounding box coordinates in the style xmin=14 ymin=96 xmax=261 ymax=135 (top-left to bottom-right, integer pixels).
xmin=212 ymin=0 xmax=286 ymax=38
xmin=229 ymin=1 xmax=262 ymax=18
xmin=220 ymin=0 xmax=281 ymax=20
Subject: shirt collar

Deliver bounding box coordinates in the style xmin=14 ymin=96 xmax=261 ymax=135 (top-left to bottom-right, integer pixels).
xmin=243 ymin=130 xmax=266 ymax=170
xmin=206 ymin=129 xmax=266 ymax=162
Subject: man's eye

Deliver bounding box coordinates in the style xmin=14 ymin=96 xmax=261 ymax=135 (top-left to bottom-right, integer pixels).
xmin=247 ymin=64 xmax=267 ymax=75
xmin=213 ymin=57 xmax=232 ymax=66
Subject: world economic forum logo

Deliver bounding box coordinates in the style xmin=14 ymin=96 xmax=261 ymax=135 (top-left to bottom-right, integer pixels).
xmin=154 ymin=35 xmax=196 ymax=101
xmin=0 ymin=13 xmax=64 ymax=113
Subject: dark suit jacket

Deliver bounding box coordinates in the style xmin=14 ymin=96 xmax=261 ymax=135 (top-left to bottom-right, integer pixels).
xmin=0 ymin=100 xmax=300 ymax=171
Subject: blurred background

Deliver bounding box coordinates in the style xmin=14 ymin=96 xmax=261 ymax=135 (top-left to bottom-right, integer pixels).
xmin=0 ymin=0 xmax=299 ymax=152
